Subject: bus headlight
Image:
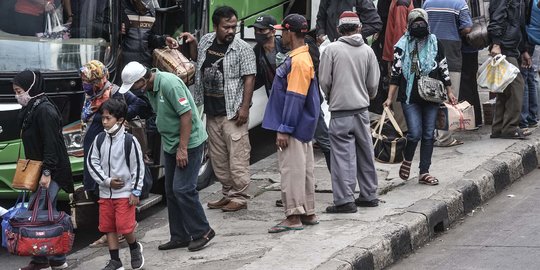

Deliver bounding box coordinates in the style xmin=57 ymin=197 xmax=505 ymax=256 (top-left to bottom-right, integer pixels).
xmin=63 ymin=122 xmax=84 ymax=157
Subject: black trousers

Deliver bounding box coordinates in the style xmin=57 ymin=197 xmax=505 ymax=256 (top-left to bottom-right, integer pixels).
xmin=459 ymin=51 xmax=483 ymax=126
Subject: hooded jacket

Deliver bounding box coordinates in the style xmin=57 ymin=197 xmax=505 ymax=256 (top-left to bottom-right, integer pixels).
xmin=319 ymin=34 xmax=380 ymax=116
xmin=87 ymin=126 xmax=145 ymax=199
xmin=488 ymin=0 xmax=530 ymax=57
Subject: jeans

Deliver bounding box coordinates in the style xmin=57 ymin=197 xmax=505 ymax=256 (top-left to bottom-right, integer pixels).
xmin=30 ymin=181 xmax=66 ymax=265
xmin=314 ymin=109 xmax=331 ymax=171
xmin=163 ymin=144 xmax=210 ymax=242
xmin=520 ymin=67 xmax=539 ymax=128
xmin=402 ymin=102 xmax=439 ymax=174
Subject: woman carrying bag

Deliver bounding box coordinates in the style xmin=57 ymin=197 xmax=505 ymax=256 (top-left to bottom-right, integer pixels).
xmin=13 ymin=70 xmax=74 ymax=270
xmin=383 ymin=9 xmax=457 ymax=186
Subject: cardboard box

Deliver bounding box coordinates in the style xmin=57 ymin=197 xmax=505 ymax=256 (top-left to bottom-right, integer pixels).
xmin=436 ymin=101 xmax=476 ymax=131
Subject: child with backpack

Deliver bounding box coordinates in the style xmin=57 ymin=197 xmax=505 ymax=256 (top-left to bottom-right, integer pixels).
xmin=87 ymin=98 xmax=145 ymax=270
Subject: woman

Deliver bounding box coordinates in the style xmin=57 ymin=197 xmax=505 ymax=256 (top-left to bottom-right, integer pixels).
xmin=383 ymin=9 xmax=457 ymax=185
xmin=14 ymin=70 xmax=74 ymax=270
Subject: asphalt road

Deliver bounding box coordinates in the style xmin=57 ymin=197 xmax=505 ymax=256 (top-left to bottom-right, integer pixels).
xmin=389 ymin=168 xmax=540 ymax=270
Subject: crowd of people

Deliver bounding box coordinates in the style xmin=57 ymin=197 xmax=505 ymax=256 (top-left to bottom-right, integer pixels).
xmin=6 ymin=0 xmax=540 ymax=269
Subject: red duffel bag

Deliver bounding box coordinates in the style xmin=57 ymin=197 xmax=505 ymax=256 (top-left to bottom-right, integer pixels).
xmin=6 ymin=187 xmax=75 ymax=256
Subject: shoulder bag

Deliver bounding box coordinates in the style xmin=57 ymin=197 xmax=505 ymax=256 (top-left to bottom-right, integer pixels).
xmin=12 ymin=134 xmax=42 ymax=192
xmin=418 ymin=75 xmax=448 ymax=103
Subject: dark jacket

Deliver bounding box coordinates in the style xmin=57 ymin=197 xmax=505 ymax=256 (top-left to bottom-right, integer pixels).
xmin=488 ymin=0 xmax=530 ymax=58
xmin=19 ymin=96 xmax=74 ymax=193
xmin=316 ymin=0 xmax=383 ymax=42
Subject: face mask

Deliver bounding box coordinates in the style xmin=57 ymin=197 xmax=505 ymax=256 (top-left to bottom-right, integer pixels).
xmin=276 ymin=52 xmax=287 ymax=67
xmin=409 ymin=24 xmax=429 ymax=38
xmin=255 ymin=33 xmax=271 ymax=45
xmin=105 ymin=123 xmax=121 ymax=134
xmin=15 ymin=90 xmax=32 ymax=106
xmin=82 ymin=82 xmax=95 ymax=95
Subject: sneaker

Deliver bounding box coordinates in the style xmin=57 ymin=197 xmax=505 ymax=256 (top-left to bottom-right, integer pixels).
xmin=101 ymin=260 xmax=124 ymax=270
xmin=325 ymin=202 xmax=357 ymax=213
xmin=130 ymin=242 xmax=145 ymax=270
xmin=49 ymin=261 xmax=68 ymax=270
xmin=355 ymin=198 xmax=379 ymax=207
xmin=188 ymin=228 xmax=216 ymax=252
xmin=19 ymin=262 xmax=51 ymax=270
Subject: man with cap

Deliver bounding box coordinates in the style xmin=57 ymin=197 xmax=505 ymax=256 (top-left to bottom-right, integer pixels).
xmin=178 ymin=6 xmax=256 ymax=212
xmin=262 ymin=14 xmax=321 ymax=233
xmin=120 ymin=61 xmax=215 ymax=251
xmin=319 ymin=11 xmax=380 ymax=213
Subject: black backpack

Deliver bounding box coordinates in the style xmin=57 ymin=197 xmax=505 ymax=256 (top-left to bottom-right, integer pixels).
xmin=95 ymin=132 xmax=153 ymax=199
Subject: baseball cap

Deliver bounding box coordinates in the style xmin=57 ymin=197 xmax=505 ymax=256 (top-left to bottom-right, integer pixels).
xmin=273 ymin=14 xmax=309 ymax=33
xmin=119 ymin=61 xmax=147 ymax=94
xmin=79 ymin=60 xmax=109 ymax=81
xmin=338 ymin=11 xmax=361 ymax=26
xmin=248 ymin=15 xmax=277 ymax=29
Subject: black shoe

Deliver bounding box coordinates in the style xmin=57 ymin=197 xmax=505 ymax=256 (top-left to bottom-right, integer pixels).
xmin=130 ymin=242 xmax=144 ymax=270
xmin=188 ymin=228 xmax=215 ymax=252
xmin=490 ymin=133 xmax=501 ymax=139
xmin=275 ymin=199 xmax=283 ymax=207
xmin=101 ymin=260 xmax=123 ymax=270
xmin=158 ymin=240 xmax=190 ymax=250
xmin=325 ymin=202 xmax=357 ymax=213
xmin=355 ymin=198 xmax=379 ymax=207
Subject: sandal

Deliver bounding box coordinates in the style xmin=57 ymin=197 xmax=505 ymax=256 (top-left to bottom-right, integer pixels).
xmin=418 ymin=173 xmax=439 ymax=186
xmin=399 ymin=160 xmax=412 ymax=180
xmin=301 ymin=215 xmax=320 ymax=225
xmin=437 ymin=139 xmax=463 ymax=147
xmin=268 ymin=224 xmax=304 ymax=233
xmin=500 ymin=129 xmax=527 ymax=140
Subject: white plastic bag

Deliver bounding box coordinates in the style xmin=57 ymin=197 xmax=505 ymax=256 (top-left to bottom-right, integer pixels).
xmin=477 ymin=54 xmax=520 ymax=93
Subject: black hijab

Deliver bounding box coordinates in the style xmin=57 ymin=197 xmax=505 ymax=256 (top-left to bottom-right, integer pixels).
xmin=12 ymin=70 xmax=45 ymax=97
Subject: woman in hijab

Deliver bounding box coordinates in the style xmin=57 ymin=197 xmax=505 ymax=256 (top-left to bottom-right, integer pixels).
xmin=383 ymin=9 xmax=457 ymax=186
xmin=13 ymin=70 xmax=74 ymax=270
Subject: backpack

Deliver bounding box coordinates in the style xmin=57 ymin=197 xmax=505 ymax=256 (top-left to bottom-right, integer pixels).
xmin=95 ymin=132 xmax=153 ymax=199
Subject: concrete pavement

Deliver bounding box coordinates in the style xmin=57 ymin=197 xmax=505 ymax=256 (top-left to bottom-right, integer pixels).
xmin=389 ymin=166 xmax=540 ymax=270
xmin=64 ymin=124 xmax=540 ymax=270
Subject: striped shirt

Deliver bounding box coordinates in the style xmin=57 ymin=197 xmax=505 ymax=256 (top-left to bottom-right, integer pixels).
xmin=423 ymin=0 xmax=473 ymax=41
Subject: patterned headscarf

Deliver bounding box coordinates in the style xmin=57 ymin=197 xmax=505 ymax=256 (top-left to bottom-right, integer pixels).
xmin=79 ymin=60 xmax=109 ymax=82
xmin=80 ymin=60 xmax=112 ymax=122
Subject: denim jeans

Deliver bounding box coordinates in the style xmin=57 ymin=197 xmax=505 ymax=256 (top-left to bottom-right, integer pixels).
xmin=314 ymin=109 xmax=331 ymax=171
xmin=30 ymin=181 xmax=66 ymax=265
xmin=401 ymin=102 xmax=439 ymax=174
xmin=163 ymin=144 xmax=210 ymax=242
xmin=520 ymin=67 xmax=539 ymax=128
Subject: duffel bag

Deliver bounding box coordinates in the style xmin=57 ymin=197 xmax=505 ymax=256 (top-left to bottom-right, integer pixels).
xmin=372 ymin=107 xmax=407 ymax=163
xmin=6 ymin=187 xmax=74 ymax=256
xmin=69 ymin=186 xmax=99 ymax=230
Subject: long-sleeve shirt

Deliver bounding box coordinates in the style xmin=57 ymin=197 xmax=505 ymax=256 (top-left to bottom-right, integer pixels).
xmin=383 ymin=0 xmax=414 ymax=62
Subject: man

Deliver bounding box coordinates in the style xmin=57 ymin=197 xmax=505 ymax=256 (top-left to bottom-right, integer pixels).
xmin=120 ymin=61 xmax=215 ymax=251
xmin=423 ymin=0 xmax=472 ymax=146
xmin=262 ymin=14 xmax=320 ymax=232
xmin=488 ymin=0 xmax=532 ymax=139
xmin=181 ymin=6 xmax=256 ymax=211
xmin=250 ymin=14 xmax=332 ymax=172
xmin=319 ymin=11 xmax=380 ymax=213
xmin=316 ymin=0 xmax=382 ymax=43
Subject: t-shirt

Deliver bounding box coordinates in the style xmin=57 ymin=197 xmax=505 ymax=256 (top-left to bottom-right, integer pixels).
xmin=146 ymin=70 xmax=208 ymax=153
xmin=423 ymin=0 xmax=473 ymax=41
xmin=202 ymin=40 xmax=230 ymax=116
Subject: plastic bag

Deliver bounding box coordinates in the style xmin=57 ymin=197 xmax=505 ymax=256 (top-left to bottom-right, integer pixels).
xmin=477 ymin=55 xmax=520 ymax=93
xmin=1 ymin=192 xmax=27 ymax=248
xmin=37 ymin=11 xmax=70 ymax=40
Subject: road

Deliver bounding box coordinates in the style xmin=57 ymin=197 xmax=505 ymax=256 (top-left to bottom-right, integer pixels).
xmin=389 ymin=168 xmax=540 ymax=270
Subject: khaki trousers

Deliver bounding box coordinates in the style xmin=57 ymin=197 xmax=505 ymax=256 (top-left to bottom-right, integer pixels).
xmin=492 ymin=57 xmax=524 ymax=135
xmin=207 ymin=116 xmax=251 ymax=203
xmin=277 ymin=137 xmax=316 ymax=217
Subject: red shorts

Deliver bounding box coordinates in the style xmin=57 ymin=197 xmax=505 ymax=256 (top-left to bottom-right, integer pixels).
xmin=98 ymin=198 xmax=136 ymax=234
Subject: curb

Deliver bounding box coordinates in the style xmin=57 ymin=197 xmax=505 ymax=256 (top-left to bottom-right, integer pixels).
xmin=316 ymin=138 xmax=540 ymax=270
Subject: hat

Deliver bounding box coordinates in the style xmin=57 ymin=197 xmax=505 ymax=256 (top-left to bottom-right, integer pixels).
xmin=273 ymin=14 xmax=309 ymax=33
xmin=248 ymin=15 xmax=277 ymax=29
xmin=79 ymin=60 xmax=109 ymax=81
xmin=119 ymin=61 xmax=147 ymax=94
xmin=338 ymin=11 xmax=361 ymax=26
xmin=407 ymin=8 xmax=428 ymax=27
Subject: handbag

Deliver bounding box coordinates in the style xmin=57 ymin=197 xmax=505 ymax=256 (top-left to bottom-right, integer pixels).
xmin=418 ymin=76 xmax=447 ymax=103
xmin=372 ymin=107 xmax=407 ymax=164
xmin=6 ymin=187 xmax=75 ymax=256
xmin=466 ymin=16 xmax=489 ymax=49
xmin=1 ymin=191 xmax=27 ymax=248
xmin=12 ymin=135 xmax=42 ymax=192
xmin=37 ymin=10 xmax=70 ymax=40
xmin=152 ymin=47 xmax=196 ymax=86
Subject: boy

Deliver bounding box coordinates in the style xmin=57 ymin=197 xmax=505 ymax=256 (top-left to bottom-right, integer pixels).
xmin=88 ymin=98 xmax=145 ymax=270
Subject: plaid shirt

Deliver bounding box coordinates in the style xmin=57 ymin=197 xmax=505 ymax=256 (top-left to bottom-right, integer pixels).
xmin=195 ymin=33 xmax=257 ymax=120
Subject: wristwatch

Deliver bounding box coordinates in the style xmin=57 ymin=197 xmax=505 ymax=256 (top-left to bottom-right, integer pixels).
xmin=42 ymin=169 xmax=51 ymax=177
xmin=132 ymin=190 xmax=141 ymax=197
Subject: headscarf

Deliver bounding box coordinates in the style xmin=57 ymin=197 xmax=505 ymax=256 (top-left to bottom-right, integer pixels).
xmin=394 ymin=9 xmax=438 ymax=104
xmin=80 ymin=60 xmax=112 ymax=122
xmin=12 ymin=70 xmax=45 ymax=98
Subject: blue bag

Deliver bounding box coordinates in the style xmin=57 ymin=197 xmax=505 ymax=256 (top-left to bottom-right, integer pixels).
xmin=1 ymin=191 xmax=27 ymax=248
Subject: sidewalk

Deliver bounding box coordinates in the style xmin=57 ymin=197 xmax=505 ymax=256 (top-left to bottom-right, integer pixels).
xmin=67 ymin=125 xmax=540 ymax=270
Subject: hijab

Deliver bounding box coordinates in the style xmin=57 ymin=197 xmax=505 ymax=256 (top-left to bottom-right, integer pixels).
xmin=394 ymin=9 xmax=438 ymax=104
xmin=12 ymin=70 xmax=45 ymax=98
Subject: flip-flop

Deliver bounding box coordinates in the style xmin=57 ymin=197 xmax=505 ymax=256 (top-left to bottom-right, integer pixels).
xmin=438 ymin=139 xmax=463 ymax=147
xmin=268 ymin=224 xmax=304 ymax=233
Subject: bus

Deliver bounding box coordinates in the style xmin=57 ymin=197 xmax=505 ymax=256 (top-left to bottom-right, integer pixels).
xmin=0 ymin=0 xmax=321 ymax=206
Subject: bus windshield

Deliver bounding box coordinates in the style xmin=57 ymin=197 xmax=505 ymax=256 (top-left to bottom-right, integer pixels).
xmin=0 ymin=0 xmax=114 ymax=72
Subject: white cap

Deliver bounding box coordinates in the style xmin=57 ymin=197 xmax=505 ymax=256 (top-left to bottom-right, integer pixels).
xmin=119 ymin=61 xmax=147 ymax=94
